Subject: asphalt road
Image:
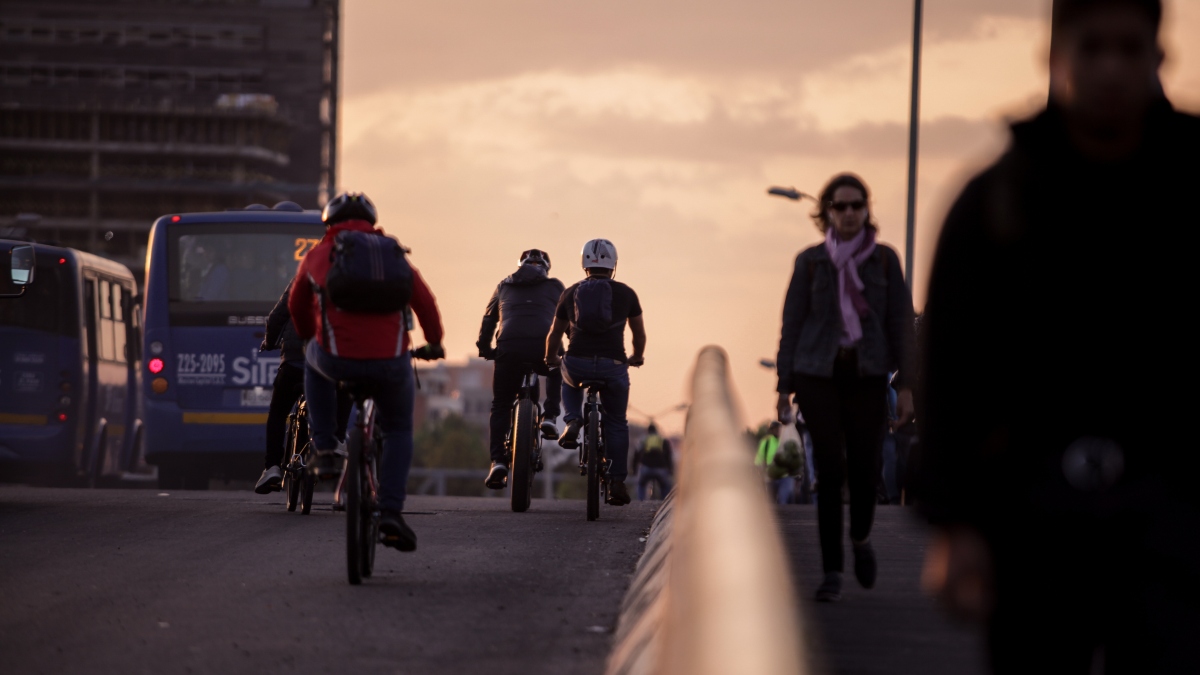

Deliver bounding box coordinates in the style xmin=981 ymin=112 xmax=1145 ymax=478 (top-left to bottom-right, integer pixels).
xmin=0 ymin=486 xmax=657 ymax=675
xmin=779 ymin=505 xmax=988 ymax=675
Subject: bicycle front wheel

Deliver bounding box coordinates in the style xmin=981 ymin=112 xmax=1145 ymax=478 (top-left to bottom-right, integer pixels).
xmin=586 ymin=409 xmax=601 ymax=521
xmin=345 ymin=426 xmax=364 ymax=585
xmin=510 ymin=399 xmax=535 ymax=513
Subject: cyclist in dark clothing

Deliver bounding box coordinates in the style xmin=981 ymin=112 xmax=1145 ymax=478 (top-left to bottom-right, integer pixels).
xmin=254 ymin=281 xmax=309 ymax=493
xmin=921 ymin=1 xmax=1200 ymax=671
xmin=253 ymin=280 xmax=349 ymax=494
xmin=476 ymin=249 xmax=565 ymax=490
xmin=545 ymin=238 xmax=646 ymax=507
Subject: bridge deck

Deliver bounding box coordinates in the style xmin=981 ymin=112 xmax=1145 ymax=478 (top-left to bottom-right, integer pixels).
xmin=779 ymin=505 xmax=987 ymax=675
xmin=0 ymin=487 xmax=656 ymax=675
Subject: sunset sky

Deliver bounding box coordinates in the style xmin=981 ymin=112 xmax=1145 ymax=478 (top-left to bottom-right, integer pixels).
xmin=339 ymin=0 xmax=1200 ymax=433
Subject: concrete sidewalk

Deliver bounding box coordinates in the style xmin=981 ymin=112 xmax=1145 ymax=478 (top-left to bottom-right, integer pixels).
xmin=778 ymin=505 xmax=987 ymax=675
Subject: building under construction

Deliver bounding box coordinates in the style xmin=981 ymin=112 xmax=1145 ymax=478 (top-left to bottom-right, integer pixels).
xmin=0 ymin=0 xmax=339 ymax=278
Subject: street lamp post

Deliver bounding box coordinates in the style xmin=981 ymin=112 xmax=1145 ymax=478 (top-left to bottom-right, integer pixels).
xmin=904 ymin=0 xmax=924 ymax=292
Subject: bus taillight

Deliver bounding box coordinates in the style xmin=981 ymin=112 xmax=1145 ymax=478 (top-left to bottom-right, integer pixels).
xmin=148 ymin=358 xmax=164 ymax=374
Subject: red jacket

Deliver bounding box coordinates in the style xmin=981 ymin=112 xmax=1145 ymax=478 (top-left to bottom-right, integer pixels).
xmin=289 ymin=220 xmax=443 ymax=359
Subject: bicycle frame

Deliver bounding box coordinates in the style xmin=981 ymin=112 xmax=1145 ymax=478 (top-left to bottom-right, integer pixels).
xmin=333 ymin=398 xmax=379 ymax=508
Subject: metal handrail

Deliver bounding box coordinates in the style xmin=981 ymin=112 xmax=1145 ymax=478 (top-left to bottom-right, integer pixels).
xmin=663 ymin=346 xmax=807 ymax=674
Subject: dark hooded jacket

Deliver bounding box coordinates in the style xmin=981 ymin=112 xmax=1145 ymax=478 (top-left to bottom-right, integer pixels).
xmin=477 ymin=263 xmax=565 ymax=363
xmin=920 ymin=100 xmax=1200 ymax=550
xmin=265 ymin=280 xmax=304 ymax=365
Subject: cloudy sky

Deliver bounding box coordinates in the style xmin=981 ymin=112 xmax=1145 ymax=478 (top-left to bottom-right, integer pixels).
xmin=340 ymin=0 xmax=1200 ymax=432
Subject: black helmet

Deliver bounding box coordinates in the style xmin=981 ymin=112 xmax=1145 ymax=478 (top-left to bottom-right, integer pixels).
xmin=520 ymin=248 xmax=551 ymax=270
xmin=322 ymin=192 xmax=377 ymax=226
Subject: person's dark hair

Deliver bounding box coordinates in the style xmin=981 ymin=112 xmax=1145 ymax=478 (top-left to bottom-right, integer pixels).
xmin=811 ymin=173 xmax=878 ymax=234
xmin=647 ymin=423 xmax=658 ymax=435
xmin=1052 ymin=0 xmax=1162 ymax=35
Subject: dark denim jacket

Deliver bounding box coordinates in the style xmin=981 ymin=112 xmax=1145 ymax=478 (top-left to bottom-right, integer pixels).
xmin=776 ymin=240 xmax=915 ymax=392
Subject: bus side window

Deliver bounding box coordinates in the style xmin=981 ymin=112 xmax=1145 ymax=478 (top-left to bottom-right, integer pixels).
xmin=112 ymin=283 xmax=127 ymax=365
xmin=98 ymin=279 xmax=115 ymax=362
xmin=123 ymin=288 xmax=141 ymax=363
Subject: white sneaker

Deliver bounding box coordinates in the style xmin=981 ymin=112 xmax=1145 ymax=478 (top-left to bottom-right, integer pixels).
xmin=254 ymin=465 xmax=283 ymax=494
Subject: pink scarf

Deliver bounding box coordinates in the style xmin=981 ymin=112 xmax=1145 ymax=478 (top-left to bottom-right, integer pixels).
xmin=824 ymin=227 xmax=876 ymax=346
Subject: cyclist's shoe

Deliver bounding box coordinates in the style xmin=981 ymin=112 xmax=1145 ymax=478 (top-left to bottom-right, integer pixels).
xmin=379 ymin=510 xmax=417 ymax=552
xmin=485 ymin=462 xmax=509 ymax=490
xmin=606 ymin=480 xmax=632 ymax=506
xmin=558 ymin=419 xmax=584 ymax=449
xmin=254 ymin=465 xmax=283 ymax=494
xmin=540 ymin=419 xmax=560 ymax=440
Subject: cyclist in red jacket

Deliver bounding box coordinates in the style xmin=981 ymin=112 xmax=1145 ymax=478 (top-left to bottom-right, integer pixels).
xmin=289 ymin=192 xmax=444 ymax=551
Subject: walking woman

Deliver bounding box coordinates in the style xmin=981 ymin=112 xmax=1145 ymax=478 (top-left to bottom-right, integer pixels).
xmin=775 ymin=173 xmax=916 ymax=602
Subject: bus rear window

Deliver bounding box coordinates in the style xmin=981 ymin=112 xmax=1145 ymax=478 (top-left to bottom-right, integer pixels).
xmin=0 ymin=258 xmax=74 ymax=337
xmin=169 ymin=224 xmax=323 ymax=304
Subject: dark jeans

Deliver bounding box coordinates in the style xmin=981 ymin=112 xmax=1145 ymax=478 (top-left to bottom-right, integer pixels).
xmin=264 ymin=363 xmax=353 ymax=469
xmin=792 ymin=351 xmax=887 ymax=573
xmin=488 ymin=359 xmax=562 ymax=463
xmin=561 ymin=355 xmax=630 ymax=482
xmin=264 ymin=363 xmax=305 ymax=469
xmin=305 ymin=342 xmax=415 ymax=513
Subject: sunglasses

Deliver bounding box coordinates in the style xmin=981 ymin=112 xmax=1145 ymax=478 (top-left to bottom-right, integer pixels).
xmin=828 ymin=200 xmax=867 ymax=213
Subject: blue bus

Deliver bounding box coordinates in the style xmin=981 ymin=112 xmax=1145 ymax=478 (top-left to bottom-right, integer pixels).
xmin=141 ymin=203 xmax=325 ymax=489
xmin=0 ymin=241 xmax=144 ymax=486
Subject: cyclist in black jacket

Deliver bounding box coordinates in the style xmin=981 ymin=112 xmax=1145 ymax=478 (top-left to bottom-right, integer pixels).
xmin=254 ymin=281 xmax=349 ymax=494
xmin=477 ymin=249 xmax=565 ymax=489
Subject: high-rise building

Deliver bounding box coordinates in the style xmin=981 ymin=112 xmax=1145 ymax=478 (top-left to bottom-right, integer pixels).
xmin=0 ymin=0 xmax=339 ymax=278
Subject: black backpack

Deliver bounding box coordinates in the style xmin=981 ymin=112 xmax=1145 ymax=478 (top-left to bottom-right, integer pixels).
xmin=574 ymin=278 xmax=622 ymax=333
xmin=325 ymin=230 xmax=412 ymax=313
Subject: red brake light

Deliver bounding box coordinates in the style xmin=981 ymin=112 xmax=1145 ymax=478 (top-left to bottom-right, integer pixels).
xmin=58 ymin=257 xmax=66 ymax=264
xmin=148 ymin=358 xmax=164 ymax=374
xmin=171 ymin=215 xmax=181 ymax=222
xmin=57 ymin=413 xmax=68 ymax=422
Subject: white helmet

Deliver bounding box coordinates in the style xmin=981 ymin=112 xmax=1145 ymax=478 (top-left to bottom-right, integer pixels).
xmin=581 ymin=238 xmax=618 ymax=270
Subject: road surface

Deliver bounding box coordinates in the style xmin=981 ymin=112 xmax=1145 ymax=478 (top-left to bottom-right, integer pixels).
xmin=0 ymin=486 xmax=656 ymax=675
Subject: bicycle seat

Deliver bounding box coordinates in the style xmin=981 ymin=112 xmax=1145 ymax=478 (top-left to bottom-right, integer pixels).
xmin=338 ymin=380 xmax=382 ymax=401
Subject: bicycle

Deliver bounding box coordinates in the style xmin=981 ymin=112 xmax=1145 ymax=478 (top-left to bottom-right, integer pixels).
xmin=342 ymin=381 xmax=382 ymax=585
xmin=280 ymin=396 xmax=317 ymax=515
xmin=506 ymin=365 xmax=550 ymax=513
xmin=577 ymin=381 xmax=610 ymax=521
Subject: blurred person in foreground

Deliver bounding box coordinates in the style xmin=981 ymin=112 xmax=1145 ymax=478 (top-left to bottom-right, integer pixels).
xmin=775 ymin=173 xmax=916 ymax=602
xmin=920 ymin=0 xmax=1199 ymax=672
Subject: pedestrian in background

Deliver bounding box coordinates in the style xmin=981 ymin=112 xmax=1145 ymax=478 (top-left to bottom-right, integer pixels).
xmin=920 ymin=0 xmax=1199 ymax=671
xmin=775 ymin=173 xmax=916 ymax=602
xmin=755 ymin=421 xmax=793 ymax=505
xmin=630 ymin=423 xmax=673 ymax=500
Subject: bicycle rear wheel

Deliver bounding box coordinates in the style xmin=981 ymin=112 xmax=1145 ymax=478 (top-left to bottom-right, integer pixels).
xmin=586 ymin=409 xmax=601 ymax=521
xmin=510 ymin=399 xmax=535 ymax=513
xmin=361 ymin=448 xmax=379 ymax=578
xmin=345 ymin=425 xmax=364 ymax=585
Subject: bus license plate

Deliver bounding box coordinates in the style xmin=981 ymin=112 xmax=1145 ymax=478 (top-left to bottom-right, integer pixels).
xmin=239 ymin=387 xmax=272 ymax=407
